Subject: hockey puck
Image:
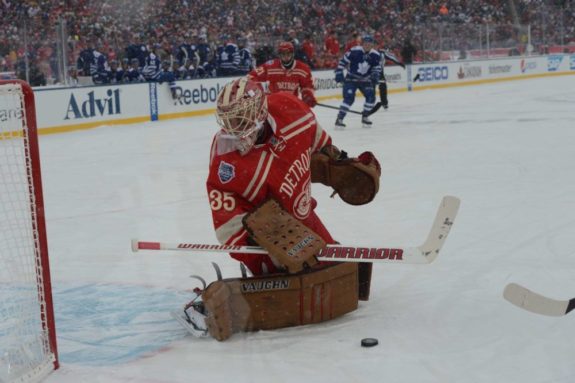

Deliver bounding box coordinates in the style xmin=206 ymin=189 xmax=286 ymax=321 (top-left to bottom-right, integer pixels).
xmin=361 ymin=338 xmax=378 ymax=348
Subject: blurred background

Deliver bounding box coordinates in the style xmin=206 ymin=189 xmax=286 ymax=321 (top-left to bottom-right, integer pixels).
xmin=1 ymin=0 xmax=574 ymax=86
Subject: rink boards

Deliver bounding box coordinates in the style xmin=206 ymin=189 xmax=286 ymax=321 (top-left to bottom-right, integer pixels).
xmin=24 ymin=54 xmax=575 ymax=134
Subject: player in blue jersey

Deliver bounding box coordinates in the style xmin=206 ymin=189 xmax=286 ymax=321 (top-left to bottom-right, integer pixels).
xmin=90 ymin=49 xmax=109 ymax=85
xmin=76 ymin=48 xmax=94 ymax=77
xmin=176 ymin=37 xmax=200 ymax=72
xmin=104 ymin=60 xmax=125 ymax=84
xmin=237 ymin=37 xmax=255 ymax=75
xmin=76 ymin=46 xmax=108 ymax=84
xmin=157 ymin=60 xmax=179 ymax=100
xmin=125 ymin=35 xmax=148 ymax=68
xmin=124 ymin=58 xmax=145 ymax=83
xmin=196 ymin=35 xmax=212 ymax=77
xmin=142 ymin=46 xmax=162 ymax=81
xmin=334 ymin=35 xmax=382 ymax=129
xmin=216 ymin=39 xmax=240 ymax=77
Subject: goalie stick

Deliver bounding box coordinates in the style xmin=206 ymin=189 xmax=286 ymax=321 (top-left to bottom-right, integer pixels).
xmin=132 ymin=195 xmax=460 ymax=265
xmin=503 ymin=283 xmax=575 ymax=317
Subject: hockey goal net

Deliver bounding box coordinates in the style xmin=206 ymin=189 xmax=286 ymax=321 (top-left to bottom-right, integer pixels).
xmin=0 ymin=80 xmax=58 ymax=382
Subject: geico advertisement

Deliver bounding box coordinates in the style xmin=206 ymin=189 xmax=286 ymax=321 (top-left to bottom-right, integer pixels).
xmin=413 ymin=65 xmax=450 ymax=83
xmin=34 ymin=83 xmax=150 ymax=128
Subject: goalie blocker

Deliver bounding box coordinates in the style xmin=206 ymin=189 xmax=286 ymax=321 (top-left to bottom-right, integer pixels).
xmin=242 ymin=199 xmax=373 ymax=299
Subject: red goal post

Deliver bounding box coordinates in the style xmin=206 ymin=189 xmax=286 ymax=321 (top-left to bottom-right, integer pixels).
xmin=0 ymin=80 xmax=59 ymax=382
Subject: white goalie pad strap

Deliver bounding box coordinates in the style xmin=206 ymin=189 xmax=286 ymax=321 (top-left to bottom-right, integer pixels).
xmin=171 ymin=304 xmax=209 ymax=338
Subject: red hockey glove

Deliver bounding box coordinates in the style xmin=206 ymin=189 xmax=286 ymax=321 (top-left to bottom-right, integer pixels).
xmin=301 ymin=88 xmax=317 ymax=108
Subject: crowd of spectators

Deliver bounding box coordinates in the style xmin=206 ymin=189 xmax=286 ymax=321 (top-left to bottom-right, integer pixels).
xmin=1 ymin=0 xmax=574 ymax=86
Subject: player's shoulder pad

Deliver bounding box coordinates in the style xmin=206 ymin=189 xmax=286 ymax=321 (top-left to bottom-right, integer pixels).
xmin=268 ymin=92 xmax=307 ymax=109
xmin=267 ymin=92 xmax=313 ymax=126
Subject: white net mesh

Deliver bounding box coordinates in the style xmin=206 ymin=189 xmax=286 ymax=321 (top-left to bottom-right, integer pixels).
xmin=0 ymin=82 xmax=56 ymax=383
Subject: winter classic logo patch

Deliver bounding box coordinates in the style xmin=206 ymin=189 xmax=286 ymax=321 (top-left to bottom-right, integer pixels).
xmin=218 ymin=161 xmax=235 ymax=184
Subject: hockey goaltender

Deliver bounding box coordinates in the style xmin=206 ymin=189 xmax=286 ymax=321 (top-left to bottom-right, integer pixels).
xmin=174 ymin=77 xmax=381 ymax=341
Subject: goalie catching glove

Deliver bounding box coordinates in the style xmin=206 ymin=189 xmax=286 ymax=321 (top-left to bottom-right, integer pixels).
xmin=311 ymin=145 xmax=381 ymax=205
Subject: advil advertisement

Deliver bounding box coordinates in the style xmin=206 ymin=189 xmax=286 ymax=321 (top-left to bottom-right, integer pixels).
xmin=34 ymin=83 xmax=150 ymax=131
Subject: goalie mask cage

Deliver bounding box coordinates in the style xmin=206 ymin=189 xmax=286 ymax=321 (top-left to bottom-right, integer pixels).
xmin=0 ymin=80 xmax=58 ymax=382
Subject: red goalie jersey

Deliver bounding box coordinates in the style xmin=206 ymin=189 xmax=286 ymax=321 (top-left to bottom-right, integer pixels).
xmin=249 ymin=58 xmax=317 ymax=107
xmin=206 ymin=92 xmax=332 ymax=275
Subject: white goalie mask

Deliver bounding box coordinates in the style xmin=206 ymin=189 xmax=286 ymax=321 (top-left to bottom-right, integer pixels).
xmin=215 ymin=77 xmax=268 ymax=155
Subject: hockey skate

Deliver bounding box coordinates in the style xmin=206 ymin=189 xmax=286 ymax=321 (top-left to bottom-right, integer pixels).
xmin=171 ymin=275 xmax=210 ymax=337
xmin=335 ymin=118 xmax=346 ymax=130
xmin=172 ymin=300 xmax=209 ymax=337
xmin=361 ymin=115 xmax=373 ymax=129
xmin=171 ymin=292 xmax=209 ymax=338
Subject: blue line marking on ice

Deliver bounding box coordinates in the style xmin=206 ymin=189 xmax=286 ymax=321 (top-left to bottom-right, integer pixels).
xmin=53 ymin=283 xmax=191 ymax=366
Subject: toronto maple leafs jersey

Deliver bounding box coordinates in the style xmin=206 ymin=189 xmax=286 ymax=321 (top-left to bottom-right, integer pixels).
xmin=142 ymin=52 xmax=161 ymax=81
xmin=217 ymin=43 xmax=240 ymax=72
xmin=197 ymin=42 xmax=211 ymax=67
xmin=177 ymin=43 xmax=200 ymax=67
xmin=336 ymin=46 xmax=382 ymax=81
xmin=238 ymin=47 xmax=255 ymax=74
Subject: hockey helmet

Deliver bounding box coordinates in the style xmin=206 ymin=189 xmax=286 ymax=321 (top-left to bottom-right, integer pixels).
xmin=278 ymin=41 xmax=294 ymax=53
xmin=362 ymin=34 xmax=375 ymax=44
xmin=216 ymin=77 xmax=268 ymax=154
xmin=278 ymin=41 xmax=295 ymax=68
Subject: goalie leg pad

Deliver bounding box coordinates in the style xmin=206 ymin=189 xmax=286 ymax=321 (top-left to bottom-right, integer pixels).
xmin=202 ymin=281 xmax=235 ymax=341
xmin=357 ymin=262 xmax=373 ymax=301
xmin=243 ymin=199 xmax=325 ymax=273
xmin=300 ymin=263 xmax=359 ymax=324
xmin=202 ymin=263 xmax=359 ymax=341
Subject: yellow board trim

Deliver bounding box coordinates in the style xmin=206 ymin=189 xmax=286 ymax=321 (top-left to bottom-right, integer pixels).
xmin=157 ymin=109 xmax=215 ymax=120
xmin=39 ymin=116 xmax=150 ymax=135
xmin=410 ymin=70 xmax=575 ymax=92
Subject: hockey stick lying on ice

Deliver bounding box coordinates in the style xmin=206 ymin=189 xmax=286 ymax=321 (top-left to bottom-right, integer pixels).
xmin=132 ymin=195 xmax=460 ymax=264
xmin=316 ymin=103 xmax=382 ymax=117
xmin=503 ymin=283 xmax=575 ymax=317
xmin=317 ymin=103 xmax=363 ymax=116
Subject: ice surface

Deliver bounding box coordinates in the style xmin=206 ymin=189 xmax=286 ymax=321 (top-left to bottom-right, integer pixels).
xmin=40 ymin=76 xmax=575 ymax=383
